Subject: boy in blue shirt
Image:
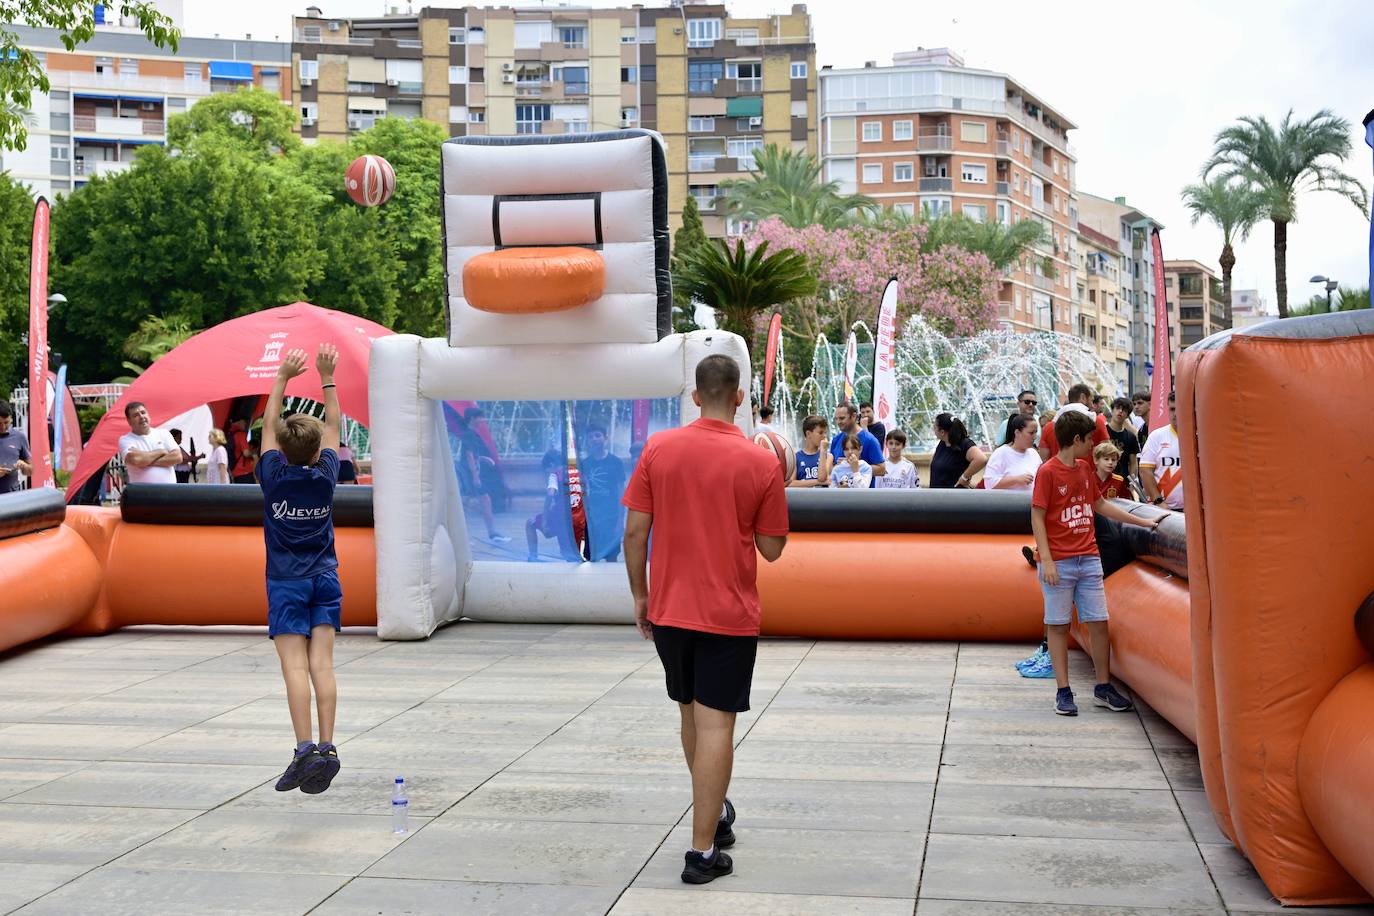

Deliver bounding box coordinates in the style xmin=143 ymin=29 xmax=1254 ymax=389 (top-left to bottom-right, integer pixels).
xmin=259 ymin=344 xmax=343 ymax=795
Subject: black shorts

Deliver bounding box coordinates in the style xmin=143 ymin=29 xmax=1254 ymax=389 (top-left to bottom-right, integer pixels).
xmin=652 ymin=624 xmax=758 ymax=713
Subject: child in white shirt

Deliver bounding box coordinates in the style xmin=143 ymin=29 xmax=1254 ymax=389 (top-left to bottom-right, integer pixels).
xmin=829 ymin=433 xmax=874 ymax=489
xmin=875 ymin=429 xmax=918 ymax=489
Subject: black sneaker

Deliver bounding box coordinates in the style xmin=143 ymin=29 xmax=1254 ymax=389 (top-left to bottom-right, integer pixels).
xmin=1093 ymin=682 xmax=1134 ymax=712
xmin=1021 ymin=545 xmax=1038 ymax=569
xmin=1054 ymin=686 xmax=1078 ymax=717
xmin=715 ymin=797 xmax=736 ymax=848
xmin=275 ymin=743 xmax=324 ymax=792
xmin=681 ymin=848 xmax=733 ymax=884
xmin=301 ymin=742 xmax=341 ymax=794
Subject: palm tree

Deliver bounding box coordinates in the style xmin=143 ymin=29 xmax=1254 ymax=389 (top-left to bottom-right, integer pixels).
xmin=718 ymin=144 xmax=876 ymax=229
xmin=676 ymin=239 xmax=816 ymax=356
xmin=864 ymin=209 xmax=1047 ymax=271
xmin=1202 ymin=110 xmax=1369 ymax=318
xmin=1179 ymin=177 xmax=1265 ymax=326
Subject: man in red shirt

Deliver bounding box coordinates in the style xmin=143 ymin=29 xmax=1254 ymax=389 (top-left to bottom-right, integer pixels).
xmin=622 ymin=354 xmax=789 ymax=885
xmin=1038 ymin=382 xmax=1110 ymax=461
xmin=1031 ymin=410 xmax=1160 ymax=717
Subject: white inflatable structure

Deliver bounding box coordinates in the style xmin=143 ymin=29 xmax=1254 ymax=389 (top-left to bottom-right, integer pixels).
xmin=370 ymin=131 xmax=750 ymax=639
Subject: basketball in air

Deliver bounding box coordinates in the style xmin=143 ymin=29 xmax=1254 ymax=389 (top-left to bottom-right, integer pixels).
xmin=344 ymin=154 xmax=396 ymax=207
xmin=753 ymin=430 xmax=795 ymax=484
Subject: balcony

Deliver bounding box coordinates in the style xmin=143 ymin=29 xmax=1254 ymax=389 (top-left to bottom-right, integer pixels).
xmin=1032 ymin=196 xmax=1047 ymax=214
xmin=72 ymin=115 xmax=164 ymax=137
xmin=915 ymin=131 xmax=952 ymax=152
xmin=53 ymin=70 xmax=205 ymax=96
xmin=995 ymin=132 xmax=1011 ymax=157
xmin=395 ymin=39 xmax=423 ymax=48
xmin=73 ymin=159 xmax=133 ymax=178
xmin=919 ymin=177 xmax=952 ymax=192
xmin=995 ymin=181 xmax=1009 ymax=195
xmin=688 ymin=155 xmax=717 ymax=172
xmin=396 ymin=81 xmax=423 ymax=95
xmin=1031 ymin=157 xmax=1054 ymax=180
xmin=515 ymin=80 xmax=551 ymax=98
xmin=735 ymin=77 xmax=762 ymax=93
xmin=1033 ymin=274 xmax=1055 ymax=291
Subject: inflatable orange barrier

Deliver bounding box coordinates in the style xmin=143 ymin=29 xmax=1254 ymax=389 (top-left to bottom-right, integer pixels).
xmin=1180 ymin=312 xmax=1374 ymax=905
xmin=463 ymin=247 xmax=606 ymax=314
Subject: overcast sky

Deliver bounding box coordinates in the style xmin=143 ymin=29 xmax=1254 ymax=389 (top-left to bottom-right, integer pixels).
xmin=193 ymin=0 xmax=1374 ymax=312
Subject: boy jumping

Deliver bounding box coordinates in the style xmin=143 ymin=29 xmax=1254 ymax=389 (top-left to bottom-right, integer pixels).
xmin=260 ymin=344 xmax=344 ymax=793
xmin=1030 ymin=410 xmax=1161 ymax=716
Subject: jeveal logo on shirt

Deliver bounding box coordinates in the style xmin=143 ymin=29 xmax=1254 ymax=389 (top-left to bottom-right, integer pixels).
xmin=272 ymin=500 xmax=332 ymax=521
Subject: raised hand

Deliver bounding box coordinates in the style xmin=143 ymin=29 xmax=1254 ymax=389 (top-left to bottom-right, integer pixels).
xmin=277 ymin=348 xmax=309 ymax=380
xmin=315 ymin=343 xmax=339 ymax=381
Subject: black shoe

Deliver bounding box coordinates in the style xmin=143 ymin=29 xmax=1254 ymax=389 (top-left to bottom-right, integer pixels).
xmin=715 ymin=797 xmax=736 ymax=848
xmin=301 ymin=742 xmax=341 ymax=794
xmin=681 ymin=848 xmax=733 ymax=884
xmin=275 ymin=743 xmax=324 ymax=792
xmin=1021 ymin=545 xmax=1038 ymax=569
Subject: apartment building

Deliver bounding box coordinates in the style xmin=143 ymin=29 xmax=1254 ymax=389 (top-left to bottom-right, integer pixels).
xmin=1230 ymin=288 xmax=1270 ymax=329
xmin=291 ymin=2 xmax=817 ymax=235
xmin=2 ymin=22 xmax=290 ymax=199
xmin=1164 ymin=259 xmax=1226 ymax=363
xmin=1075 ymin=223 xmax=1131 ymax=387
xmin=1077 ymin=193 xmax=1164 ymax=393
xmin=818 ymin=48 xmax=1079 ymax=335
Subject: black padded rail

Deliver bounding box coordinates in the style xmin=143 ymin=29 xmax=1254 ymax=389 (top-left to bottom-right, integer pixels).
xmin=1113 ymin=500 xmax=1188 ymax=579
xmin=0 ymin=489 xmax=67 ymax=541
xmin=119 ymin=484 xmax=375 ymax=527
xmin=785 ymin=488 xmax=1034 ymax=535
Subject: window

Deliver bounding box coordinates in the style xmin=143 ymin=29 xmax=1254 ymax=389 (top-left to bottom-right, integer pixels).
xmin=515 ymin=103 xmax=549 ymax=134
xmin=893 ymin=162 xmax=913 ymax=182
xmin=621 ymin=107 xmax=638 ymax=124
xmin=961 ymin=162 xmax=987 ymax=183
xmin=120 ymin=58 xmax=139 ymax=75
xmin=347 ymin=81 xmax=376 ymax=93
xmin=448 ymin=27 xmax=466 ymax=44
xmin=299 ymin=59 xmax=318 ymax=82
xmin=791 ymin=61 xmax=807 ymax=80
xmin=727 ymin=61 xmax=762 ymax=92
xmin=690 ymin=184 xmax=719 ymax=209
xmin=725 ymin=27 xmax=759 ymax=45
xmin=560 ymin=66 xmax=589 ymax=95
xmin=468 ymin=27 xmax=485 ymax=44
xmin=688 ymin=59 xmax=723 ymax=93
xmin=469 ymin=109 xmax=485 ymax=122
xmin=302 ymin=25 xmax=321 ymax=42
xmin=960 ymin=120 xmax=987 ymax=143
xmin=300 ymin=101 xmax=318 ymax=122
xmin=922 ymin=197 xmax=952 ymax=217
xmin=893 ymin=120 xmax=913 ymax=141
xmin=791 ymin=100 xmax=807 ymax=118
xmin=963 ymin=204 xmax=987 ymax=222
xmin=1012 ymin=128 xmax=1018 ymax=147
xmin=448 ymin=106 xmax=467 ymax=123
xmin=261 ymin=72 xmax=280 ymax=92
xmin=1013 ymin=172 xmax=1020 ymax=192
xmin=893 ymin=202 xmax=915 ymax=217
xmin=827 ymin=158 xmax=856 ymax=192
xmin=862 ymin=162 xmax=883 ymax=184
xmin=861 ymin=121 xmax=881 ymax=142
xmin=996 ymin=201 xmax=1010 ymax=225
xmin=728 ymin=137 xmax=763 ymax=169
xmin=688 ymin=116 xmax=715 ymax=132
xmin=687 ymin=18 xmax=721 ymax=47
xmin=448 ymin=66 xmax=468 ymax=84
xmin=1023 ymin=137 xmax=1031 ymax=156
xmin=51 ymin=145 xmax=69 ymax=160
xmin=638 ymin=25 xmax=656 ymax=43
xmin=559 ymin=26 xmax=588 ymax=49
xmin=621 ymin=67 xmax=637 ymax=83
xmin=641 ymin=65 xmax=656 ymax=82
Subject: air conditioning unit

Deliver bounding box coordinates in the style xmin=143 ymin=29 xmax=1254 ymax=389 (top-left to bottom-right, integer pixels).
xmin=302 ymin=116 xmax=317 ymax=126
xmin=748 ymin=116 xmax=762 ymax=128
xmin=386 ymin=77 xmax=399 ymax=86
xmin=347 ymin=117 xmax=364 ymax=130
xmin=328 ymin=21 xmax=340 ymax=31
xmin=300 ymin=77 xmax=314 ymax=86
xmin=501 ymin=62 xmax=514 ymax=72
xmin=501 ymin=74 xmax=515 ymax=84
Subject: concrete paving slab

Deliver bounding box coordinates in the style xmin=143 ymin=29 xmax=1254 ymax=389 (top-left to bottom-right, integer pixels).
xmin=724 ymin=777 xmax=934 ymax=833
xmin=372 ymin=702 xmax=586 ymax=738
xmin=113 ymin=726 xmax=312 ymax=766
xmin=938 ymin=744 xmax=1170 ymax=790
xmin=634 ymin=822 xmax=924 ymax=898
xmin=944 ymin=708 xmax=1154 ymax=748
xmin=931 ymin=783 xmax=1191 ymax=841
xmin=1156 ymin=746 xmax=1206 ymax=790
xmin=225 ymin=767 xmax=487 ymax=818
xmin=6 ymin=761 xmax=276 ymax=810
xmin=1175 ymin=789 xmax=1231 ymax=846
xmin=335 ymin=730 xmax=537 ymax=774
xmin=192 ymin=698 xmax=415 ymax=737
xmin=921 ymin=832 xmax=1220 ymax=909
xmin=765 ymin=680 xmax=953 ymax=710
xmin=0 ymin=723 xmax=179 ymax=760
xmin=449 ymin=771 xmax=687 ymax=826
xmin=315 ymin=876 xmax=622 ymax=916
xmin=364 ymin=816 xmax=666 ymax=886
xmin=504 ymin=735 xmax=689 ymax=777
xmin=28 ymin=695 xmax=247 ymax=729
xmin=730 ymin=737 xmax=942 ymax=782
xmin=917 ymin=900 xmax=1223 ymax=915
xmin=15 ymin=866 xmax=348 ymax=916
xmin=115 ymin=809 xmax=426 ymax=876
xmin=0 ymin=862 xmax=93 ymax=914
xmin=0 ymin=758 xmax=93 ymax=800
xmin=613 ymin=887 xmax=916 ymax=915
xmin=1194 ymin=843 xmax=1373 ymax=914
xmin=746 ymin=707 xmax=948 ymax=744
xmin=0 ymin=803 xmax=196 ymax=866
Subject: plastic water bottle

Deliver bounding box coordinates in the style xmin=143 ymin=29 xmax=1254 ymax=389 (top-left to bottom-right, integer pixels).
xmin=391 ymin=777 xmax=409 ymax=834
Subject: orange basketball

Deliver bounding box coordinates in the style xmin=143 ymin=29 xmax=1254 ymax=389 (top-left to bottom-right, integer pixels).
xmin=753 ymin=430 xmax=795 ymax=484
xmin=344 ymin=154 xmax=396 ymax=207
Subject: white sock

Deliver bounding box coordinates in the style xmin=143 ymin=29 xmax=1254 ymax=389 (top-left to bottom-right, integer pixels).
xmin=720 ymin=803 xmax=729 ymax=819
xmin=691 ymin=845 xmax=715 ymax=858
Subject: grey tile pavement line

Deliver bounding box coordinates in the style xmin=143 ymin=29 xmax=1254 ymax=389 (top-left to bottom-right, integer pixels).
xmin=599 ymin=638 xmax=818 ymax=915
xmin=909 ymin=642 xmax=962 ymax=916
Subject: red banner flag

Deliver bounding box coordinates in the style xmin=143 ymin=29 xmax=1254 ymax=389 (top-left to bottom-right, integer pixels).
xmin=27 ymin=198 xmax=53 ymax=489
xmin=1149 ymin=229 xmax=1171 ymax=431
xmin=761 ymin=312 xmax=783 ymax=406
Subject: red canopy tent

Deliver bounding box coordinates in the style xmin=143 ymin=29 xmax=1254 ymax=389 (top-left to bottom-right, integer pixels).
xmin=68 ymin=302 xmax=394 ymax=498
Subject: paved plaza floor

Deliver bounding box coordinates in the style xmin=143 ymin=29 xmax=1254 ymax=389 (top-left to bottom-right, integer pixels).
xmin=1 ymin=623 xmax=1371 ymax=915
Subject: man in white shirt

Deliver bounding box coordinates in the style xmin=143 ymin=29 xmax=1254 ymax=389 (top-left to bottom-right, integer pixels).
xmin=755 ymin=406 xmax=778 ymax=436
xmin=1139 ymin=391 xmax=1184 ymax=510
xmin=118 ymin=402 xmax=181 ymax=485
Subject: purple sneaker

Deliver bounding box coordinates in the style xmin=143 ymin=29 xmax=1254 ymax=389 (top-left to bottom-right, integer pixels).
xmin=301 ymin=742 xmax=341 ymax=795
xmin=275 ymin=743 xmax=324 ymax=792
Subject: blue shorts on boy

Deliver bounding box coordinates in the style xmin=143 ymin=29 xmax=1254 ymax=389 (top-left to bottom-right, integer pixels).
xmin=1038 ymin=554 xmax=1108 ymax=625
xmin=1032 ymin=456 xmax=1108 ymax=627
xmin=258 ymin=448 xmax=341 ymax=638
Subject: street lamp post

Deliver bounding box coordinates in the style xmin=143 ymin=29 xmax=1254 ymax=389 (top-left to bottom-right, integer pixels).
xmin=1309 ymin=275 xmax=1338 ymax=313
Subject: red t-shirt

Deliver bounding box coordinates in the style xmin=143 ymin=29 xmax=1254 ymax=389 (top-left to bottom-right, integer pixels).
xmin=1096 ymin=472 xmax=1131 ymax=501
xmin=1040 ymin=409 xmax=1110 ymax=458
xmin=621 ymin=418 xmax=790 ymax=636
xmin=1032 ymin=456 xmax=1099 ymax=560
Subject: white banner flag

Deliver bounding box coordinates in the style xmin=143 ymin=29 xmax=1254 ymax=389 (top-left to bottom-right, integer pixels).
xmin=842 ymin=331 xmax=858 ymax=402
xmin=871 ymin=278 xmax=899 ymax=429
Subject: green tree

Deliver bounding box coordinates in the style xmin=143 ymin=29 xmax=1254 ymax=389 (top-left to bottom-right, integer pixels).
xmin=1291 ymin=285 xmax=1370 ymax=316
xmin=922 ymin=213 xmax=1046 ymax=271
xmin=1202 ymin=110 xmax=1369 ymax=318
xmin=670 ymin=195 xmax=708 ymax=332
xmin=114 ymin=314 xmax=199 ymax=382
xmin=1180 ymin=177 xmax=1265 ymax=326
xmin=166 ymin=87 xmax=300 ymax=159
xmin=2 ymin=1 xmax=178 ymax=151
xmin=0 ymin=170 xmax=34 ymax=393
xmin=676 ymin=239 xmax=816 ymax=358
xmin=718 ymin=144 xmax=876 ymax=229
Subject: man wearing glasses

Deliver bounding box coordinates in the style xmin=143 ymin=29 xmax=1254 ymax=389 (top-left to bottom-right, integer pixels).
xmin=997 ymin=390 xmax=1039 ymax=446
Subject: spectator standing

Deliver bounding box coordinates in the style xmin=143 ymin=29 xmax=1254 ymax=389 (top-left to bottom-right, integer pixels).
xmin=929 ymin=413 xmax=987 ymax=489
xmin=829 ymin=403 xmax=885 ymax=481
xmin=451 ymin=413 xmax=511 ymax=545
xmin=118 ymin=402 xmax=181 ymax=485
xmin=1092 ymin=441 xmax=1133 ymax=500
xmin=859 ymin=402 xmax=887 ymax=449
xmin=337 ymin=443 xmax=358 ymax=484
xmin=829 ymin=434 xmax=874 ymax=489
xmin=1130 ymin=392 xmax=1150 ymax=437
xmin=790 ymin=415 xmax=831 ymax=488
xmin=229 ymin=418 xmax=258 ymax=484
xmin=874 ymin=430 xmax=919 ymax=488
xmin=1092 ymin=394 xmax=1108 ymax=416
xmin=622 ymin=354 xmax=788 ymax=885
xmin=1140 ymin=391 xmax=1184 ymax=511
xmin=755 ymin=406 xmax=778 ymax=435
xmin=206 ymin=430 xmax=230 ymax=484
xmin=1039 ymin=383 xmax=1110 ymax=461
xmin=0 ymin=400 xmax=33 ymax=494
xmin=983 ymin=416 xmax=1041 ymax=491
xmin=582 ymin=423 xmax=627 ymax=561
xmin=169 ymin=429 xmax=195 ymax=483
xmin=996 ymin=390 xmax=1039 ymax=446
xmin=1105 ymin=398 xmax=1141 ymax=480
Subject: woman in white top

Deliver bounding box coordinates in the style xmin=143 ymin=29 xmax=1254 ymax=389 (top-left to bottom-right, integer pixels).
xmin=206 ymin=429 xmax=230 ymax=484
xmin=982 ymin=415 xmax=1042 ymax=491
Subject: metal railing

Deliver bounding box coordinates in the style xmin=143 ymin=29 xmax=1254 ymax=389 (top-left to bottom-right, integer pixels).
xmin=52 ymin=70 xmax=205 ymax=96
xmin=688 ymin=155 xmax=718 ymax=172
xmin=1031 ymin=157 xmax=1054 ymax=179
xmin=915 ymin=131 xmax=952 ymax=151
xmin=1033 ymin=274 xmax=1055 ymax=291
xmin=71 ymin=115 xmax=164 ymax=136
xmin=918 ymin=177 xmax=952 ymax=192
xmin=74 ymin=159 xmax=133 ymax=177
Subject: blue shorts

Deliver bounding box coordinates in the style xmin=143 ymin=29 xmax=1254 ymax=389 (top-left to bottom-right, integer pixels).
xmin=266 ymin=569 xmax=342 ymax=639
xmin=1038 ymin=554 xmax=1108 ymax=626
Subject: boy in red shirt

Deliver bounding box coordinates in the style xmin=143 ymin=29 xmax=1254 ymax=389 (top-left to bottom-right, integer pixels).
xmin=1031 ymin=410 xmax=1160 ymax=716
xmin=1091 ymin=441 xmax=1133 ymax=501
xmin=622 ymin=354 xmax=789 ymax=885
